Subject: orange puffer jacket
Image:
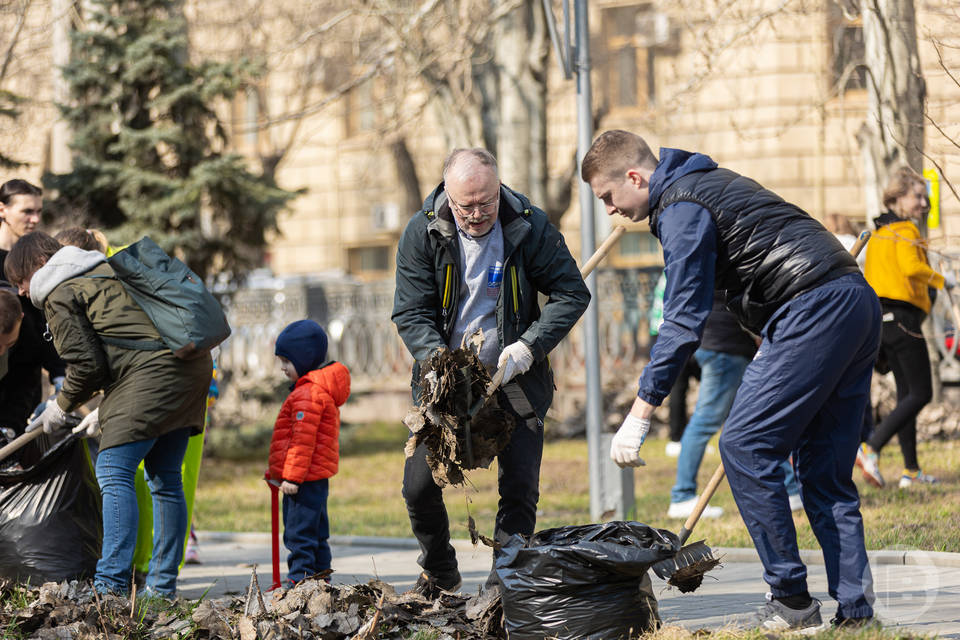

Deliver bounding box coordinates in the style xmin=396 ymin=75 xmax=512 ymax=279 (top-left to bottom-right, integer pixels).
xmin=269 ymin=361 xmax=350 ymax=483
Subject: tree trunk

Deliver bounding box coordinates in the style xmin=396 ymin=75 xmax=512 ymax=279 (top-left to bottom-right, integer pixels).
xmin=492 ymin=0 xmax=548 ymax=204
xmin=391 ymin=137 xmax=422 ymax=215
xmin=859 ymin=0 xmax=939 ymax=397
xmin=859 ymin=0 xmax=925 ymax=188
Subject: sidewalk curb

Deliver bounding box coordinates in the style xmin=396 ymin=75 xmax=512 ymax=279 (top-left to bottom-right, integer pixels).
xmin=198 ymin=533 xmax=960 ymax=566
xmin=714 ymin=547 xmax=960 ymax=567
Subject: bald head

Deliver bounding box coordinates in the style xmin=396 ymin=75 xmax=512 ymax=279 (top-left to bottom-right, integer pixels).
xmin=442 ymin=148 xmax=499 ymax=184
xmin=442 ymin=148 xmax=501 ymax=237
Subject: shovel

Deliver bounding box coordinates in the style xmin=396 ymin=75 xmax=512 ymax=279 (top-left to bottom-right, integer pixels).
xmin=651 ymin=463 xmax=724 ymax=591
xmin=0 ymin=404 xmax=94 ymax=464
xmin=651 ymin=227 xmax=874 ymax=591
xmin=264 ymin=473 xmax=283 ymax=590
xmin=460 ymin=225 xmax=627 ymax=465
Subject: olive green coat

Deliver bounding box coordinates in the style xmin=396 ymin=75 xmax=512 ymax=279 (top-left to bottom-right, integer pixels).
xmin=32 ymin=248 xmax=211 ymax=451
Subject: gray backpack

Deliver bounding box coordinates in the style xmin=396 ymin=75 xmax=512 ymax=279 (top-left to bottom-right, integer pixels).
xmin=104 ymin=237 xmax=231 ymax=359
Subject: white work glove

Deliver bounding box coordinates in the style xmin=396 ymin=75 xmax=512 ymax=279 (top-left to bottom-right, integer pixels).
xmin=497 ymin=341 xmax=534 ymax=384
xmin=28 ymin=376 xmax=67 ymax=422
xmin=77 ymin=408 xmax=100 ymax=438
xmin=944 ymin=272 xmax=957 ymax=290
xmin=610 ymin=414 xmax=650 ymax=468
xmin=29 ymin=401 xmax=69 ymax=434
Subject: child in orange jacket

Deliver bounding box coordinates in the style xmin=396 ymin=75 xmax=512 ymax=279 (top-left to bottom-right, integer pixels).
xmin=269 ymin=319 xmax=350 ymax=586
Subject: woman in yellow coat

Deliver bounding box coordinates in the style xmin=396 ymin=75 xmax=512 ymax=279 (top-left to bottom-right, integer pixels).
xmin=859 ymin=167 xmax=950 ymax=488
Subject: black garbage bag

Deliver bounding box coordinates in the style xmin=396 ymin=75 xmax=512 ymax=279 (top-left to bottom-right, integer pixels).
xmin=0 ymin=432 xmax=101 ymax=583
xmin=496 ymin=521 xmax=679 ymax=640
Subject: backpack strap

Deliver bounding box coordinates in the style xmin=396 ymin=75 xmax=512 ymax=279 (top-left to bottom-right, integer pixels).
xmin=99 ymin=335 xmax=167 ymax=351
xmin=81 ymin=274 xmax=168 ymax=352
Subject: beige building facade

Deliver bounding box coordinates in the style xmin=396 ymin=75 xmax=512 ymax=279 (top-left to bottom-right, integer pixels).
xmin=1 ymin=0 xmax=958 ymax=275
xmin=232 ymin=0 xmax=960 ymax=277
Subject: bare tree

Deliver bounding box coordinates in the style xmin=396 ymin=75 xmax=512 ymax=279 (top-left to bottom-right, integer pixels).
xmin=857 ymin=0 xmax=925 ymax=212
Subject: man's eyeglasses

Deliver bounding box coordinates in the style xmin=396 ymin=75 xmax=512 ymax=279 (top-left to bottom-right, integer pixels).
xmin=448 ymin=194 xmax=499 ymax=217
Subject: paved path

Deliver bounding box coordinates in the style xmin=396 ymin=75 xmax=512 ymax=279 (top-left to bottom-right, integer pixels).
xmin=180 ymin=534 xmax=960 ymax=637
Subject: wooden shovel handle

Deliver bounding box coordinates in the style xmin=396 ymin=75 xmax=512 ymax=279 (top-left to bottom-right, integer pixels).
xmin=0 ymin=405 xmax=91 ymax=464
xmin=678 ymin=462 xmax=726 ymax=544
xmin=0 ymin=427 xmax=43 ymax=463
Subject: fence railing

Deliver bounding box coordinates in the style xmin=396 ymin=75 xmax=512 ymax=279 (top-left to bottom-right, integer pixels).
xmin=217 ymin=268 xmax=663 ymax=414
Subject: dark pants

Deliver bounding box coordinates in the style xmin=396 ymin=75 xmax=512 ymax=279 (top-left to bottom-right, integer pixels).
xmin=669 ymin=354 xmax=700 ymax=442
xmin=719 ymin=273 xmax=879 ymax=619
xmin=402 ymin=382 xmax=544 ymax=575
xmin=867 ymin=305 xmax=930 ymax=471
xmin=282 ymin=478 xmax=331 ymax=583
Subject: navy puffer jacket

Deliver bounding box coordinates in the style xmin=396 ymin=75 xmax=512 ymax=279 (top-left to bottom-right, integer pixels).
xmin=651 ymin=152 xmax=857 ymax=334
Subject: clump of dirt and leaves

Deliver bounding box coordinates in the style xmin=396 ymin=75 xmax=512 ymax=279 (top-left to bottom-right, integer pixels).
xmin=403 ymin=338 xmax=514 ymax=487
xmin=0 ymin=573 xmax=504 ymax=640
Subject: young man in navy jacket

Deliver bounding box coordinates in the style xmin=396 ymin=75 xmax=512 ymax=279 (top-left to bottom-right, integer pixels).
xmin=582 ymin=130 xmax=879 ymax=631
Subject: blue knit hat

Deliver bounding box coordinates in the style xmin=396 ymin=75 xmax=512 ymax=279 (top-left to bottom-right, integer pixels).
xmin=275 ymin=319 xmax=328 ymax=378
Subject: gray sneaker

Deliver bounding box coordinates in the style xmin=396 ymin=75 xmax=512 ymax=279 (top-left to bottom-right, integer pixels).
xmin=756 ymin=596 xmax=824 ymax=633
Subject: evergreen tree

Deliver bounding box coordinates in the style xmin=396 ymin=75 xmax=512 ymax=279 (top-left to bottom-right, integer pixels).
xmin=0 ymin=89 xmax=25 ymax=169
xmin=44 ymin=0 xmax=297 ymax=280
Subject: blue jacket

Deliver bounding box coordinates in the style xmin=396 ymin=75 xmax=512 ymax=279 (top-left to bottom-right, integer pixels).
xmin=639 ymin=150 xmax=718 ymax=405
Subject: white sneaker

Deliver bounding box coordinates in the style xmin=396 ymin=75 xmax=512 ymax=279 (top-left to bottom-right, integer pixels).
xmin=667 ymin=497 xmax=723 ymax=519
xmin=898 ymin=469 xmax=938 ymax=488
xmin=665 ymin=441 xmax=682 ymax=457
xmin=788 ymin=493 xmax=803 ymax=512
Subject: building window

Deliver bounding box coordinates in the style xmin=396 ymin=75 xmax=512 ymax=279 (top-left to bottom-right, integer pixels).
xmin=599 ymin=3 xmax=657 ymax=111
xmin=612 ymin=230 xmax=660 ymax=267
xmin=344 ymin=80 xmax=377 ymax=137
xmin=618 ymin=231 xmax=659 ymax=257
xmin=348 ymin=246 xmax=390 ymax=274
xmin=828 ymin=2 xmax=866 ymax=93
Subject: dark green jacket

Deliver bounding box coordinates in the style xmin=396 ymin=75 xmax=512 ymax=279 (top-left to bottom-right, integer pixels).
xmin=31 ymin=247 xmax=211 ymax=451
xmin=391 ymin=183 xmax=590 ymax=418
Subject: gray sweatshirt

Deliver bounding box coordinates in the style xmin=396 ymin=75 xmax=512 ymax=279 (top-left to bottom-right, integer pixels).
xmin=447 ymin=218 xmax=504 ymax=367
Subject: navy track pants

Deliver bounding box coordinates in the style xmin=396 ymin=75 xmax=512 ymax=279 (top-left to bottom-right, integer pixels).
xmin=719 ymin=273 xmax=879 ymax=619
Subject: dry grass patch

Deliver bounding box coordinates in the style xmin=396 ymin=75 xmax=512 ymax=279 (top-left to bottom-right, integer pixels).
xmin=196 ymin=421 xmax=960 ymax=553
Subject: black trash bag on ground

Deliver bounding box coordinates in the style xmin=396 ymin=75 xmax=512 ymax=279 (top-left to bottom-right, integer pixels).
xmin=0 ymin=432 xmax=101 ymax=583
xmin=496 ymin=521 xmax=679 ymax=640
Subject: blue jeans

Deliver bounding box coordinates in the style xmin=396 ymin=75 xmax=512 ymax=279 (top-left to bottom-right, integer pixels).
xmin=671 ymin=348 xmax=751 ymax=503
xmin=671 ymin=349 xmax=800 ymax=503
xmin=283 ymin=478 xmax=331 ymax=583
xmin=94 ymin=428 xmax=191 ymax=596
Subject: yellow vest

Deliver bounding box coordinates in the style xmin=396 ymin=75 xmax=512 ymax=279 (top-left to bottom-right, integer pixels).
xmin=863 ymin=219 xmax=943 ymax=314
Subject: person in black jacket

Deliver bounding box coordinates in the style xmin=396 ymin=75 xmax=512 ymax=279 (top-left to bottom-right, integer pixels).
xmin=0 ymin=180 xmax=65 ymax=435
xmin=582 ymin=131 xmax=879 ymax=631
xmin=392 ymin=148 xmax=589 ymax=597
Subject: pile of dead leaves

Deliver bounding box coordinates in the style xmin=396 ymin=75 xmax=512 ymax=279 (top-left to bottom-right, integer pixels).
xmin=403 ymin=342 xmax=515 ymax=487
xmin=0 ymin=576 xmax=504 ymax=640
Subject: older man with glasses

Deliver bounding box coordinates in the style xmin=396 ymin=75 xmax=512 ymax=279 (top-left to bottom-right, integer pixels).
xmin=392 ymin=148 xmax=589 ymax=597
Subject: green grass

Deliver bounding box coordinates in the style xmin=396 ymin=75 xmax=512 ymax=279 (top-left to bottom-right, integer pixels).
xmin=195 ymin=421 xmax=960 ymax=552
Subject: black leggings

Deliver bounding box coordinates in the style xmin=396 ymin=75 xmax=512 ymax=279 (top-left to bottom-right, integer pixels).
xmin=867 ymin=304 xmax=931 ymax=471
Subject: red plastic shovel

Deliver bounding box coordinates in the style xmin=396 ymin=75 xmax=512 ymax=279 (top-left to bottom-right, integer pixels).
xmin=264 ymin=472 xmax=282 ymax=590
